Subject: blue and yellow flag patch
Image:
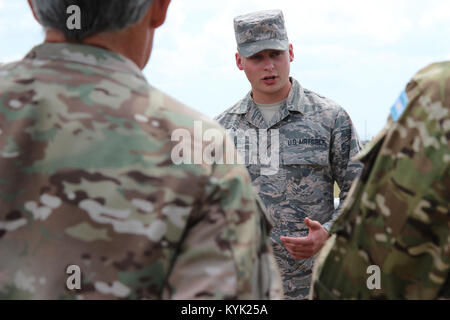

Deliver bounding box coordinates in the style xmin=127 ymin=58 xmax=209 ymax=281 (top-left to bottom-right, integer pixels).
xmin=390 ymin=90 xmax=409 ymax=122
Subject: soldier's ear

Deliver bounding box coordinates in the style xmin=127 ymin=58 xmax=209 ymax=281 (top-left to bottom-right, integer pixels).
xmin=236 ymin=53 xmax=244 ymax=71
xmin=27 ymin=0 xmax=41 ymax=24
xmin=149 ymin=0 xmax=171 ymax=29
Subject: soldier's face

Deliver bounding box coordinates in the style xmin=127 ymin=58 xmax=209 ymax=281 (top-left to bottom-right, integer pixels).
xmin=236 ymin=44 xmax=294 ymax=103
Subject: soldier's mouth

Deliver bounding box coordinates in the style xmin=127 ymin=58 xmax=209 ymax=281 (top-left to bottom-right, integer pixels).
xmin=263 ymin=76 xmax=277 ymax=80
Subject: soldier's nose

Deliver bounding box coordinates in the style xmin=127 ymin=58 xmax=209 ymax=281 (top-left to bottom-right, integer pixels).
xmin=264 ymin=61 xmax=275 ymax=71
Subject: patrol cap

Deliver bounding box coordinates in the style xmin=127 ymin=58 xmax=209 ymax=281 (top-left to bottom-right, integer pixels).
xmin=234 ymin=9 xmax=289 ymax=58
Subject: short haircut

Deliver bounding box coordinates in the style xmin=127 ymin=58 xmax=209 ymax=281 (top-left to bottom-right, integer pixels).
xmin=31 ymin=0 xmax=153 ymax=41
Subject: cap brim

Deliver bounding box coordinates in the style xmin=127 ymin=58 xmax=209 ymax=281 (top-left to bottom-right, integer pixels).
xmin=238 ymin=39 xmax=289 ymax=58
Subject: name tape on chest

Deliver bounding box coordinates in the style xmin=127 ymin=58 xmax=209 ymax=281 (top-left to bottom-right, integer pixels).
xmin=288 ymin=138 xmax=327 ymax=147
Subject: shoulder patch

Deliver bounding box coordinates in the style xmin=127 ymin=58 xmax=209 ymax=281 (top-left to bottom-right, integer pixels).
xmin=390 ymin=90 xmax=409 ymax=122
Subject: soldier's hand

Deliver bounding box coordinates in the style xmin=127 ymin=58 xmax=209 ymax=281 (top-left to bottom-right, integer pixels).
xmin=280 ymin=218 xmax=330 ymax=260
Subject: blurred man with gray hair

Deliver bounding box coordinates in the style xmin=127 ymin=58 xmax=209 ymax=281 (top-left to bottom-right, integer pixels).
xmin=215 ymin=9 xmax=363 ymax=299
xmin=0 ymin=0 xmax=282 ymax=299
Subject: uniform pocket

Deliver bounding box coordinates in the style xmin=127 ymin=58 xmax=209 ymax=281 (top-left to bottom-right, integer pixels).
xmin=280 ymin=149 xmax=332 ymax=208
xmin=282 ymin=148 xmax=329 ymax=167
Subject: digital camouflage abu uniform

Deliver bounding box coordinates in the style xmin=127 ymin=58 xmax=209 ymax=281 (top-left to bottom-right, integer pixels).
xmin=311 ymin=61 xmax=450 ymax=300
xmin=0 ymin=42 xmax=283 ymax=300
xmin=216 ymin=10 xmax=362 ymax=300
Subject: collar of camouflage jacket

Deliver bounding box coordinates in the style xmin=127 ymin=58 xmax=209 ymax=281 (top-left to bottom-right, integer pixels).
xmin=23 ymin=42 xmax=146 ymax=81
xmin=228 ymin=77 xmax=307 ymax=115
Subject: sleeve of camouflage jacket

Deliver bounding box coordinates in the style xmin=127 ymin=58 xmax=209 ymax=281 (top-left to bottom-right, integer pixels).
xmin=322 ymin=108 xmax=363 ymax=232
xmin=312 ymin=62 xmax=450 ymax=299
xmin=162 ymin=160 xmax=283 ymax=300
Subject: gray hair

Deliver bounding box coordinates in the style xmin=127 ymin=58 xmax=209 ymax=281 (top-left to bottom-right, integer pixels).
xmin=31 ymin=0 xmax=154 ymax=41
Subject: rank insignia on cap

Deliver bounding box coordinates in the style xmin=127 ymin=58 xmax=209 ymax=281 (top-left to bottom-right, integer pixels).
xmin=390 ymin=90 xmax=409 ymax=122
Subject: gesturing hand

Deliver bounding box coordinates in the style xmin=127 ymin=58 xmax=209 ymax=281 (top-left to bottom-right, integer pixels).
xmin=280 ymin=218 xmax=330 ymax=260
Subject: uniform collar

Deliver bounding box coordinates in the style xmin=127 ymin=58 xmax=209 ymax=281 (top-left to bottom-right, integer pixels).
xmin=228 ymin=77 xmax=307 ymax=115
xmin=24 ymin=42 xmax=146 ymax=81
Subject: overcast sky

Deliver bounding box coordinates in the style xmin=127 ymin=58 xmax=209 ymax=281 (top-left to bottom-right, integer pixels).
xmin=1 ymin=0 xmax=450 ymax=140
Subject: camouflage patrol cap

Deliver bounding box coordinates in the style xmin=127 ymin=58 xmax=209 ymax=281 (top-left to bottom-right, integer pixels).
xmin=234 ymin=9 xmax=289 ymax=58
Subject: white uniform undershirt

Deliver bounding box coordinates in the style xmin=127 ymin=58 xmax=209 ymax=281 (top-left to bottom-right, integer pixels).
xmin=255 ymin=99 xmax=286 ymax=124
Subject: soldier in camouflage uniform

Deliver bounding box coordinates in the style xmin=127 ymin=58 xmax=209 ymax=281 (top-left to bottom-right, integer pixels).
xmin=0 ymin=0 xmax=283 ymax=299
xmin=311 ymin=61 xmax=450 ymax=300
xmin=215 ymin=10 xmax=363 ymax=299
